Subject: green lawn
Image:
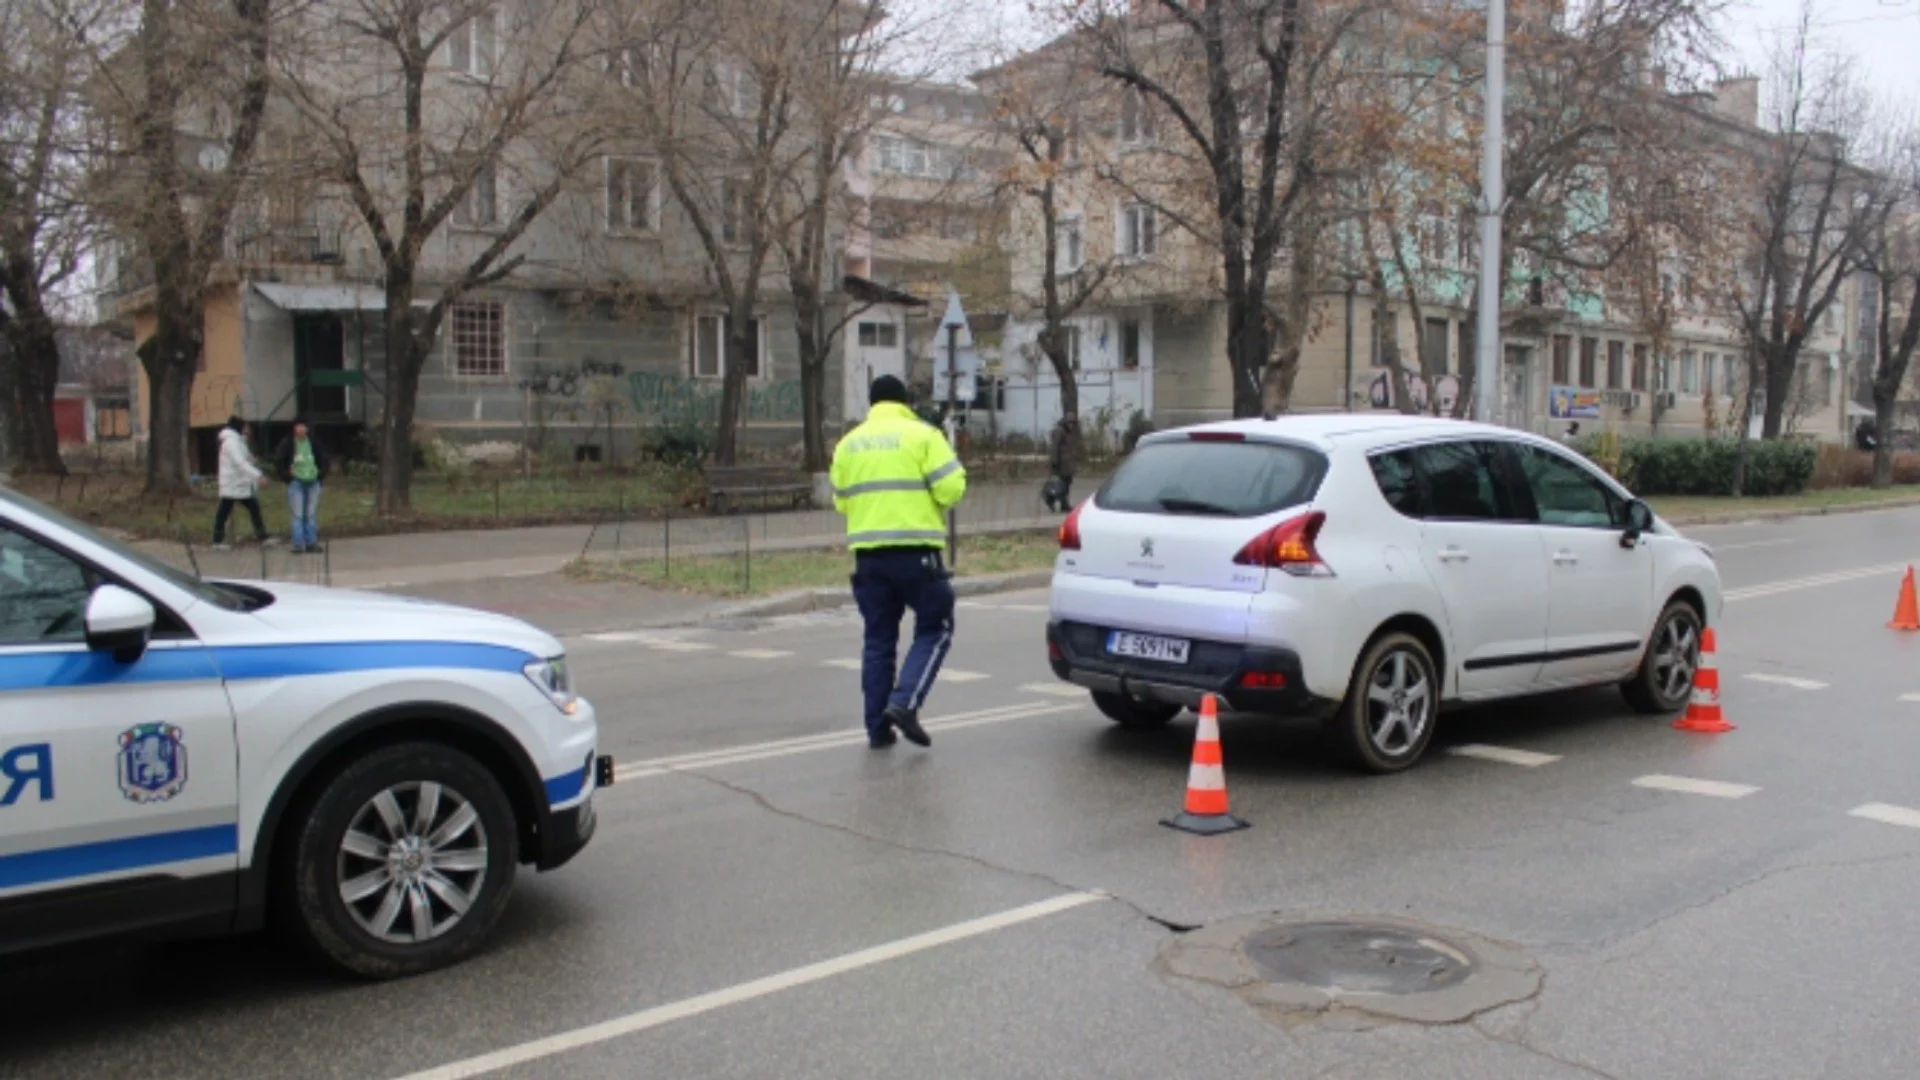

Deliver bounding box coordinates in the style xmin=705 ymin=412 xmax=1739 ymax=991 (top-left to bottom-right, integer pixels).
xmin=572 ymin=529 xmax=1061 ymax=598
xmin=1648 ymin=485 xmax=1920 ymax=523
xmin=9 ymin=467 xmax=704 ymax=540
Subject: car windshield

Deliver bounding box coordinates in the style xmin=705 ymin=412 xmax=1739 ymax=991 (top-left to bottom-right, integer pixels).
xmin=1097 ymin=437 xmax=1328 ymax=518
xmin=0 ymin=488 xmax=251 ymax=611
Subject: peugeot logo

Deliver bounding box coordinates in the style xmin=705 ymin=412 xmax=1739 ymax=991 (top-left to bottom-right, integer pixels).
xmin=1140 ymin=537 xmax=1155 ymax=558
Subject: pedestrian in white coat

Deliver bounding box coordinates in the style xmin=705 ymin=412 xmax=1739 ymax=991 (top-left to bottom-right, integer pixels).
xmin=213 ymin=416 xmax=274 ymax=550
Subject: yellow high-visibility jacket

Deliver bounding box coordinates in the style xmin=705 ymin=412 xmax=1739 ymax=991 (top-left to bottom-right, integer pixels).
xmin=830 ymin=402 xmax=968 ymax=550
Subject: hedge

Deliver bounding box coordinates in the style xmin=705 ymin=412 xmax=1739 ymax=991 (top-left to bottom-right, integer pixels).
xmin=1579 ymin=436 xmax=1817 ymax=497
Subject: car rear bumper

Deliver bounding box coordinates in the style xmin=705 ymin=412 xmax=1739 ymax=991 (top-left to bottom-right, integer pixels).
xmin=1048 ymin=620 xmax=1338 ymax=719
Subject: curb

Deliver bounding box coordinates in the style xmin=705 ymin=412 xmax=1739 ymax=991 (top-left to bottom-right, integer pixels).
xmin=704 ymin=568 xmax=1056 ymax=622
xmin=1664 ymin=494 xmax=1920 ymax=528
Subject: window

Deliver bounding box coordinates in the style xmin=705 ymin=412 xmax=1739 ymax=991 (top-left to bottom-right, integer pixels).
xmin=1412 ymin=441 xmax=1518 ymax=521
xmin=691 ymin=315 xmax=764 ymax=379
xmin=1118 ymin=204 xmax=1156 ymax=258
xmin=447 ymin=8 xmax=498 ymax=77
xmin=1723 ymin=355 xmax=1738 ymax=398
xmin=1056 ymin=215 xmax=1084 ymax=272
xmin=1418 ymin=204 xmax=1447 ymax=263
xmin=605 ymin=157 xmax=657 ymax=233
xmin=1421 ymin=317 xmax=1449 ymax=376
xmin=721 ymin=179 xmax=750 ymax=246
xmin=710 ymin=64 xmax=755 ymax=116
xmin=448 ymin=300 xmax=506 ymax=377
xmin=453 ymin=163 xmax=498 ymax=228
xmin=1680 ymin=350 xmax=1698 ymax=394
xmin=1064 ymin=325 xmax=1083 ymax=370
xmin=1606 ymin=341 xmax=1625 ymax=390
xmin=0 ymin=524 xmax=92 ymax=645
xmin=856 ymin=322 xmax=898 ymax=348
xmin=1701 ymin=353 xmax=1714 ymax=398
xmin=1551 ymin=335 xmax=1571 ymax=384
xmin=1457 ymin=321 xmax=1475 ymax=379
xmin=1120 ymin=320 xmax=1141 ymax=370
xmin=1369 ymin=450 xmax=1423 ymax=518
xmin=605 ymin=45 xmax=654 ymax=87
xmin=1118 ymin=88 xmax=1156 ymax=143
xmin=1632 ymin=344 xmax=1649 ymax=391
xmin=1516 ymin=445 xmax=1620 ymax=528
xmin=1578 ymin=338 xmax=1597 ymax=387
xmin=1097 ymin=441 xmax=1328 ymax=519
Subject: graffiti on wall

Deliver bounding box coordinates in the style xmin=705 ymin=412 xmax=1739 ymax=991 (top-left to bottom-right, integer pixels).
xmin=627 ymin=371 xmax=804 ymax=423
xmin=518 ymin=359 xmax=626 ymax=398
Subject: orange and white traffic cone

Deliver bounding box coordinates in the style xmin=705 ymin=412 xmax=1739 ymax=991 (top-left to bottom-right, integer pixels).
xmin=1673 ymin=626 xmax=1735 ymax=734
xmin=1163 ymin=694 xmax=1250 ymax=835
xmin=1890 ymin=566 xmax=1920 ymax=632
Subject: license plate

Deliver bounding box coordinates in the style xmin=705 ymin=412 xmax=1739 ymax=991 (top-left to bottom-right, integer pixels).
xmin=1107 ymin=631 xmax=1191 ymax=664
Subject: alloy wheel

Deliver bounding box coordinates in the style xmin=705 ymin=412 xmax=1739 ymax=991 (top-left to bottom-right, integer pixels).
xmin=336 ymin=781 xmax=490 ymax=945
xmin=1651 ymin=613 xmax=1700 ymax=704
xmin=1365 ymin=649 xmax=1433 ymax=757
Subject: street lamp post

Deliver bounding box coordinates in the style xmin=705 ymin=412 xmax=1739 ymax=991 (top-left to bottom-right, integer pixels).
xmin=1475 ymin=0 xmax=1507 ymax=425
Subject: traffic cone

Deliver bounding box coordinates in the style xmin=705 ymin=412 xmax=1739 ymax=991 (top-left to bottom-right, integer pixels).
xmin=1163 ymin=694 xmax=1250 ymax=835
xmin=1673 ymin=626 xmax=1735 ymax=734
xmin=1890 ymin=566 xmax=1920 ymax=632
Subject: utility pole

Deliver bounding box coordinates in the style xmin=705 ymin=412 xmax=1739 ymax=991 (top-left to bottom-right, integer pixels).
xmin=1474 ymin=0 xmax=1507 ymax=425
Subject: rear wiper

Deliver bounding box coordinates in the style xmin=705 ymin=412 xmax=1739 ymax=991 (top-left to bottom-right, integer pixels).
xmin=1157 ymin=497 xmax=1237 ymax=516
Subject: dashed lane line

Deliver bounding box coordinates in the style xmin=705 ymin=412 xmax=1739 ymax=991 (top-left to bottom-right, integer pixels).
xmin=941 ymin=668 xmax=991 ymax=683
xmin=1725 ymin=561 xmax=1917 ymax=603
xmin=1901 ymin=693 xmax=1920 ymax=703
xmin=1711 ymin=539 xmax=1796 ymax=552
xmin=729 ymin=648 xmax=795 ymax=660
xmin=612 ymin=701 xmax=1082 ymax=780
xmin=391 ymin=892 xmax=1110 ymax=1080
xmin=1741 ymin=673 xmax=1830 ymax=691
xmin=1850 ymin=803 xmax=1920 ymax=830
xmin=1021 ymin=683 xmax=1089 ymax=698
xmin=823 ymin=658 xmax=862 ymax=671
xmin=1632 ymin=774 xmax=1760 ymax=799
xmin=1447 ymin=744 xmax=1563 ymax=767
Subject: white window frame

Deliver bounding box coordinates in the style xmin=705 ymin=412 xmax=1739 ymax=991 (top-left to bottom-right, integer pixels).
xmin=448 ymin=299 xmax=507 ymax=379
xmin=1055 ymin=214 xmax=1084 ymax=273
xmin=452 ymin=162 xmax=499 ymax=229
xmin=720 ymin=178 xmax=751 ymax=247
xmin=447 ymin=8 xmax=499 ymax=78
xmin=1679 ymin=350 xmax=1698 ymax=394
xmin=1065 ymin=325 xmax=1083 ymax=371
xmin=1118 ymin=203 xmax=1156 ymax=259
xmin=604 ymin=156 xmax=659 ymax=234
xmin=856 ymin=321 xmax=899 ymax=349
xmin=691 ymin=314 xmax=767 ymax=380
xmin=1118 ymin=88 xmax=1156 ymax=144
xmin=711 ymin=63 xmax=755 ymax=117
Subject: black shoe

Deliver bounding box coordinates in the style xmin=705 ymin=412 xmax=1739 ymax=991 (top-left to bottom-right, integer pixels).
xmin=884 ymin=706 xmax=930 ymax=747
xmin=868 ymin=731 xmax=898 ymax=749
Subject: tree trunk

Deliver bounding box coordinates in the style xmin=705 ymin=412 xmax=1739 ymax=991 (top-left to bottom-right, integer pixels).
xmin=1871 ymin=393 xmax=1897 ymax=489
xmin=1761 ymin=346 xmax=1794 ymax=439
xmin=714 ymin=307 xmax=756 ymax=467
xmin=792 ymin=285 xmax=828 ymax=473
xmin=2 ymin=316 xmax=66 ymax=475
xmin=1225 ymin=296 xmax=1268 ymax=418
xmin=139 ymin=309 xmax=201 ymax=494
xmin=1040 ymin=327 xmax=1080 ymax=426
xmin=377 ymin=283 xmax=421 ymax=515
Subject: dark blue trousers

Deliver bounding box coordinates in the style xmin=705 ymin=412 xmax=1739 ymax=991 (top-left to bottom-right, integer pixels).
xmin=852 ymin=548 xmax=957 ymax=739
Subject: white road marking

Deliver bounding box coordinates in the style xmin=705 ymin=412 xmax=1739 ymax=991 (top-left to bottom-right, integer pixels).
xmin=1725 ymin=561 xmax=1916 ymax=603
xmin=957 ymin=600 xmax=993 ymax=609
xmin=824 ymin=658 xmax=863 ymax=671
xmin=1022 ymin=683 xmax=1089 ymax=698
xmin=1447 ymin=744 xmax=1562 ymax=767
xmin=1741 ymin=673 xmax=1830 ymax=691
xmin=1711 ymin=539 xmax=1796 ymax=552
xmin=613 ymin=701 xmax=1081 ymax=779
xmin=999 ymin=603 xmax=1051 ymax=613
xmin=940 ymin=668 xmax=991 ymax=682
xmin=644 ymin=640 xmax=715 ymax=653
xmin=729 ymin=648 xmax=795 ymax=660
xmin=391 ymin=892 xmax=1110 ymax=1080
xmin=1632 ymin=774 xmax=1760 ymax=799
xmin=1901 ymin=693 xmax=1920 ymax=703
xmin=585 ymin=632 xmax=646 ymax=643
xmin=1850 ymin=803 xmax=1920 ymax=829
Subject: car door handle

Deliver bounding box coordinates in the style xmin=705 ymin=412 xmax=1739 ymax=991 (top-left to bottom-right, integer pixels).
xmin=1437 ymin=546 xmax=1471 ymax=563
xmin=1552 ymin=551 xmax=1579 ymax=566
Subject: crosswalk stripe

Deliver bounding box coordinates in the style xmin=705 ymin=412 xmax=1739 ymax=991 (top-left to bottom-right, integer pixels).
xmin=1850 ymin=803 xmax=1920 ymax=829
xmin=1632 ymin=774 xmax=1759 ymax=799
xmin=1447 ymin=744 xmax=1562 ymax=767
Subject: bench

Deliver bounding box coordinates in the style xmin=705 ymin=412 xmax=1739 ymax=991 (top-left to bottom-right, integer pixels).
xmin=704 ymin=465 xmax=813 ymax=514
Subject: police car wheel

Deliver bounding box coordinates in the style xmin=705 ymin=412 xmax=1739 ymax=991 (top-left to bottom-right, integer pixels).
xmin=287 ymin=741 xmax=519 ymax=978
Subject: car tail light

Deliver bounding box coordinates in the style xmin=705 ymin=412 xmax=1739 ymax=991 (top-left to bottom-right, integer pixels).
xmin=1240 ymin=671 xmax=1288 ymax=689
xmin=1232 ymin=511 xmax=1332 ymax=577
xmin=1059 ymin=503 xmax=1085 ymax=550
xmin=1047 ymin=640 xmax=1064 ymax=662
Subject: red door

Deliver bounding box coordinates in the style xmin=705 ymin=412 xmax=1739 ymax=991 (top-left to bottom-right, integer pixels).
xmin=53 ymin=399 xmax=86 ymax=444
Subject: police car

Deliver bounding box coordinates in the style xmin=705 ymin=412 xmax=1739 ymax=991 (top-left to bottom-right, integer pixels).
xmin=0 ymin=487 xmax=611 ymax=977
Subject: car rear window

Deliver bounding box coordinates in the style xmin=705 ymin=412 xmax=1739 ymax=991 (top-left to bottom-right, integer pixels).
xmin=1096 ymin=438 xmax=1327 ymax=518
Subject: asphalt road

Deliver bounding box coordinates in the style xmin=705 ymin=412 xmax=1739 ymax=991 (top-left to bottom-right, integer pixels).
xmin=9 ymin=507 xmax=1920 ymax=1079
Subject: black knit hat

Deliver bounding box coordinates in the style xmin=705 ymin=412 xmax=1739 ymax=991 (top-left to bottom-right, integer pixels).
xmin=869 ymin=374 xmax=910 ymax=405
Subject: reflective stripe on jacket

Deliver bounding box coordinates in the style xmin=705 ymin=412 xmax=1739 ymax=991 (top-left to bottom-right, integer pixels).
xmin=830 ymin=402 xmax=968 ymax=551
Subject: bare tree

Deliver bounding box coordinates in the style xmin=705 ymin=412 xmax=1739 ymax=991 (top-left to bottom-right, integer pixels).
xmin=277 ymin=0 xmax=602 ymax=513
xmin=85 ymin=0 xmax=274 ymax=492
xmin=1859 ymin=127 xmax=1920 ymax=486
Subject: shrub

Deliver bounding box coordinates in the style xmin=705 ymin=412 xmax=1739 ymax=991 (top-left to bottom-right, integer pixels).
xmin=1582 ymin=437 xmax=1816 ymax=497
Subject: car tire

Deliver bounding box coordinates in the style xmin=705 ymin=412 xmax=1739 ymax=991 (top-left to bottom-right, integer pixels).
xmin=284 ymin=741 xmax=519 ymax=979
xmin=1091 ymin=691 xmax=1182 ymax=730
xmin=1622 ymin=600 xmax=1703 ymax=714
xmin=1335 ymin=632 xmax=1439 ymax=774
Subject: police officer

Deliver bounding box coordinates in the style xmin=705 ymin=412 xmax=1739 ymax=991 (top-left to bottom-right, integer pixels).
xmin=831 ymin=375 xmax=968 ymax=749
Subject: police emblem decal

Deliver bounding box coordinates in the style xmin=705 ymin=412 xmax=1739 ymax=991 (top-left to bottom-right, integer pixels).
xmin=117 ymin=723 xmax=189 ymax=804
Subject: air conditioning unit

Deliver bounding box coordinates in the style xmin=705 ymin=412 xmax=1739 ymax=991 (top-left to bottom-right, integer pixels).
xmin=1628 ymin=392 xmax=1644 ymax=412
xmin=1656 ymin=390 xmax=1677 ymax=409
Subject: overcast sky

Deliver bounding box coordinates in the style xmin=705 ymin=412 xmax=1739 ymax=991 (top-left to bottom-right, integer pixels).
xmin=1729 ymin=0 xmax=1920 ymax=104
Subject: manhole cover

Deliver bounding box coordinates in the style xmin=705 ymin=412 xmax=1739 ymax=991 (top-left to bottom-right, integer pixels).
xmin=1243 ymin=922 xmax=1473 ymax=995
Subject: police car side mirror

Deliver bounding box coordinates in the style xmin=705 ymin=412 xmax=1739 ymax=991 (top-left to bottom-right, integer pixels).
xmin=86 ymin=585 xmax=155 ymax=663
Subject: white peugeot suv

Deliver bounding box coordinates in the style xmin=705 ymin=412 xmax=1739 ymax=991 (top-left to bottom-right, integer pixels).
xmin=1048 ymin=415 xmax=1722 ymax=772
xmin=0 ymin=487 xmax=610 ymax=976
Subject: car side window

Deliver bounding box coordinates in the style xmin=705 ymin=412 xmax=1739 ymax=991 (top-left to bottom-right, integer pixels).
xmin=1411 ymin=441 xmax=1518 ymax=521
xmin=1369 ymin=450 xmax=1424 ymax=518
xmin=1517 ymin=445 xmax=1622 ymax=528
xmin=0 ymin=524 xmax=94 ymax=645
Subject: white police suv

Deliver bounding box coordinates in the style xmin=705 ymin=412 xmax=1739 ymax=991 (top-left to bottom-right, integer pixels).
xmin=0 ymin=486 xmax=610 ymax=977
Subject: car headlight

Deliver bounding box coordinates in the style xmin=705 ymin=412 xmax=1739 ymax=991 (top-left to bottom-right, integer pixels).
xmin=524 ymin=656 xmax=580 ymax=716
